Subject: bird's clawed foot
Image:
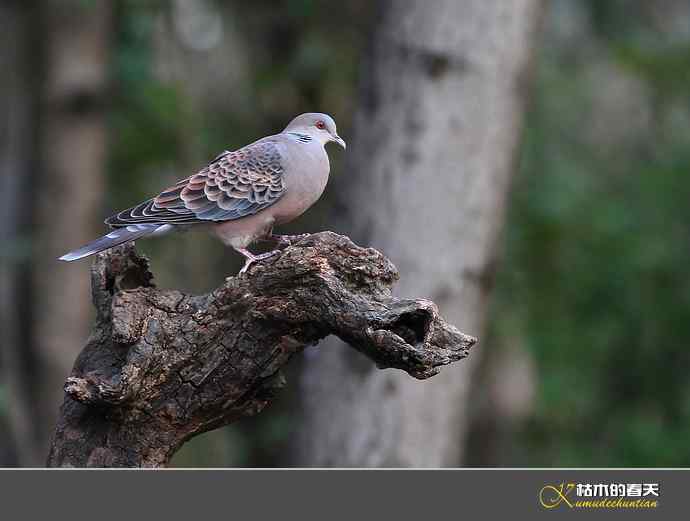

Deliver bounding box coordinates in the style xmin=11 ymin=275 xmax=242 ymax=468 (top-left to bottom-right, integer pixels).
xmin=271 ymin=233 xmax=311 ymax=247
xmin=236 ymin=248 xmax=281 ymax=275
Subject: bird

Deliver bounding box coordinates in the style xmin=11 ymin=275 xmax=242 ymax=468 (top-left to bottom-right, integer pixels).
xmin=59 ymin=112 xmax=346 ymax=274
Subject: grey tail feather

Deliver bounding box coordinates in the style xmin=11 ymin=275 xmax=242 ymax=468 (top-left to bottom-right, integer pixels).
xmin=58 ymin=224 xmax=162 ymax=262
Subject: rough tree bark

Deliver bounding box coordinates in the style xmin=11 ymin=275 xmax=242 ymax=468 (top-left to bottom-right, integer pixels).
xmin=46 ymin=233 xmax=476 ymax=467
xmin=295 ymin=0 xmax=542 ymax=466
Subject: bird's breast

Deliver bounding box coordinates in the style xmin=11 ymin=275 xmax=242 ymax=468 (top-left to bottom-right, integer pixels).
xmin=272 ymin=144 xmax=330 ymax=224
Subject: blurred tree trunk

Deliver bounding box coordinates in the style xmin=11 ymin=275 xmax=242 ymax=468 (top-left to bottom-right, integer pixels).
xmin=294 ymin=0 xmax=542 ymax=466
xmin=464 ymin=331 xmax=536 ymax=466
xmin=32 ymin=0 xmax=112 ymax=462
xmin=0 ymin=0 xmax=42 ymax=466
xmin=0 ymin=0 xmax=112 ymax=466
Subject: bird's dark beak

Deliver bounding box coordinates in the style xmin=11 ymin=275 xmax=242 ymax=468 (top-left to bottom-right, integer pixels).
xmin=332 ymin=134 xmax=347 ymax=150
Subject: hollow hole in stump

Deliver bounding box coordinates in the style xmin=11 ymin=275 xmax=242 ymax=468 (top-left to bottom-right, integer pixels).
xmin=388 ymin=310 xmax=431 ymax=347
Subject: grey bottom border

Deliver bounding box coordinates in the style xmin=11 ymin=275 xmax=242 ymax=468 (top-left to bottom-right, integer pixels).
xmin=0 ymin=469 xmax=684 ymax=519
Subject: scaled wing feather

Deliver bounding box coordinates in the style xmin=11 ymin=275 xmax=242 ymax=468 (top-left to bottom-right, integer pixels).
xmin=105 ymin=139 xmax=286 ymax=227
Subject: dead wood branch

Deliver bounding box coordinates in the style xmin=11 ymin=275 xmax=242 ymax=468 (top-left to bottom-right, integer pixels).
xmin=46 ymin=232 xmax=476 ymax=467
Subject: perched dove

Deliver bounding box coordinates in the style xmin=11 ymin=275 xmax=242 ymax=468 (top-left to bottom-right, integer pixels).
xmin=60 ymin=113 xmax=345 ymax=273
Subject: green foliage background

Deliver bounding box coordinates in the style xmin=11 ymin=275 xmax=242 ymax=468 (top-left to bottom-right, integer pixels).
xmin=488 ymin=0 xmax=690 ymax=466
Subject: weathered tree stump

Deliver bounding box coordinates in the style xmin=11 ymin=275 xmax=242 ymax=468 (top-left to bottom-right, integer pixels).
xmin=46 ymin=232 xmax=477 ymax=467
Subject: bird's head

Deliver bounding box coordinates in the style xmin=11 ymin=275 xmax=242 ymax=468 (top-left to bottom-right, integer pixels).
xmin=284 ymin=113 xmax=346 ymax=149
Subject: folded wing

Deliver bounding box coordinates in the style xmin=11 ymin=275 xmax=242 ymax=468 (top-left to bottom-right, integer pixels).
xmin=106 ymin=139 xmax=286 ymax=227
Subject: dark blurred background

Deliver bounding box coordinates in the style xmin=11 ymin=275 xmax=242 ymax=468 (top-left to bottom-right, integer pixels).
xmin=2 ymin=0 xmax=690 ymax=467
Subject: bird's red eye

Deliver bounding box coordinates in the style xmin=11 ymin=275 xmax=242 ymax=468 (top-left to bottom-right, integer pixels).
xmin=315 ymin=120 xmax=325 ymax=130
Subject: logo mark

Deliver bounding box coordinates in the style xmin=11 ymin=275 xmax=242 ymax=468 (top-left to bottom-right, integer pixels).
xmin=539 ymin=481 xmax=659 ymax=509
xmin=539 ymin=483 xmax=575 ymax=509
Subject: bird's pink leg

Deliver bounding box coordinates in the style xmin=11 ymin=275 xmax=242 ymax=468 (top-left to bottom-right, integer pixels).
xmin=234 ymin=247 xmax=281 ymax=275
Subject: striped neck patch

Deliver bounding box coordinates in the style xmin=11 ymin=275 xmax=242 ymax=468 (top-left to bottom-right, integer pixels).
xmin=287 ymin=132 xmax=313 ymax=143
